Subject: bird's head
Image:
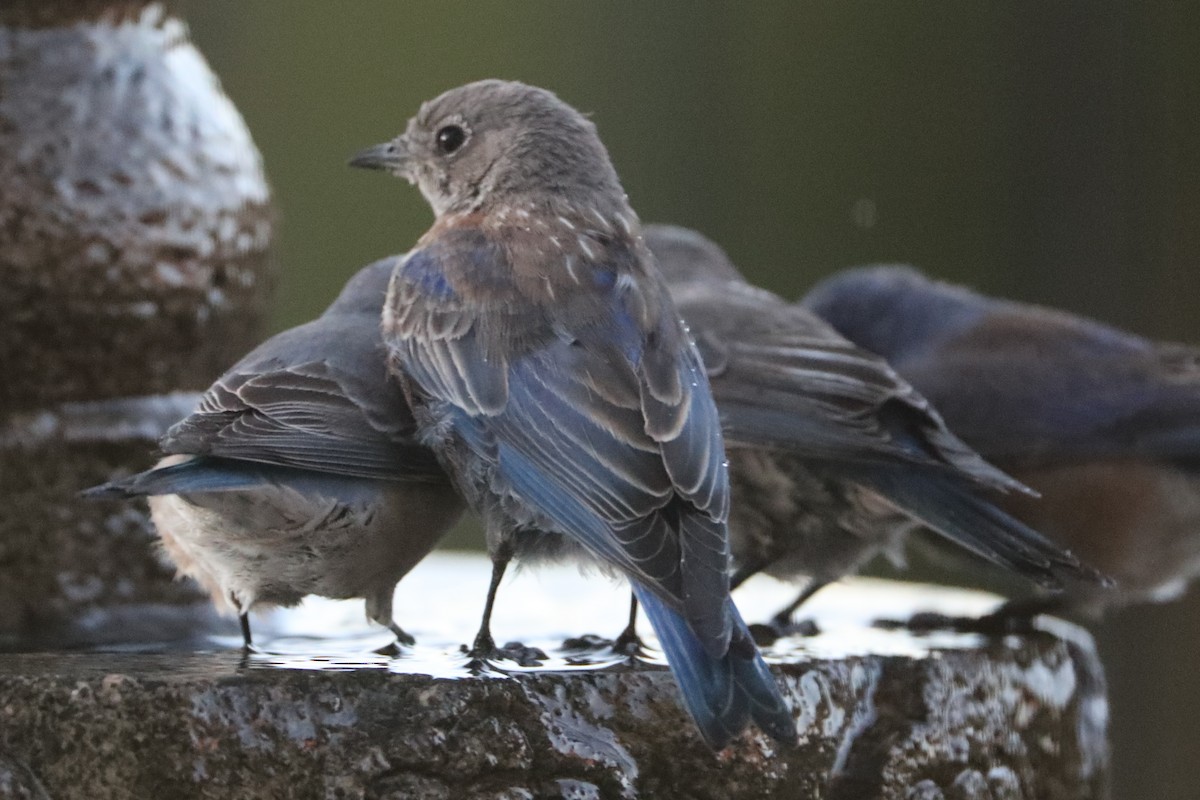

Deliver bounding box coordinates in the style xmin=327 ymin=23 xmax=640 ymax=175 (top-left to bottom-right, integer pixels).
xmin=350 ymin=80 xmax=625 ymax=218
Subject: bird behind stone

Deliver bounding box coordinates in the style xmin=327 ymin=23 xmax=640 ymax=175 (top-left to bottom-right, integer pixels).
xmin=803 ymin=265 xmax=1200 ymax=617
xmin=645 ymin=225 xmax=1107 ymax=628
xmin=85 ymin=257 xmax=465 ymax=648
xmin=351 ymin=80 xmax=793 ymax=749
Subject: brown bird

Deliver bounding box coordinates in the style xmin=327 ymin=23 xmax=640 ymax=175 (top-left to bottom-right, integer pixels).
xmin=804 ymin=264 xmax=1200 ymax=617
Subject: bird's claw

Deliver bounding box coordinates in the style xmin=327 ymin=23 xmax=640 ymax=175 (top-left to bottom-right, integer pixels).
xmin=463 ymin=637 xmax=548 ymax=668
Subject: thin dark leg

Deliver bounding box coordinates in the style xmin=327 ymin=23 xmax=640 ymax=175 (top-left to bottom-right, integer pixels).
xmin=239 ymin=612 xmax=253 ymax=650
xmin=612 ymin=592 xmax=642 ymax=654
xmin=469 ymin=547 xmax=511 ymax=659
xmin=771 ymin=578 xmax=831 ymax=629
xmin=388 ymin=622 xmax=416 ymax=647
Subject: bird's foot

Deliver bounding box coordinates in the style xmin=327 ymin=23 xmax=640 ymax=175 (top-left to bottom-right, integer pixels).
xmin=874 ymin=609 xmax=1039 ymax=636
xmin=463 ymin=634 xmax=548 ymax=668
xmin=558 ymin=632 xmax=646 ymax=662
xmin=952 ymin=608 xmax=1040 ymax=636
xmin=749 ymin=617 xmax=821 ymax=647
xmin=388 ymin=623 xmax=417 ymax=647
xmin=373 ymin=641 xmax=405 ymax=657
xmin=610 ymin=629 xmax=646 ymax=658
xmin=748 ymin=623 xmax=783 ymax=647
xmin=561 ymin=633 xmax=613 ymax=651
xmin=496 ymin=641 xmax=549 ymax=666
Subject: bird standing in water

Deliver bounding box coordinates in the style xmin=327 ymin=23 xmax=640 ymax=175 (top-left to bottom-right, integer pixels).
xmin=645 ymin=226 xmax=1105 ymax=630
xmin=350 ymin=80 xmax=793 ymax=748
xmin=86 ymin=258 xmax=465 ymax=648
xmin=804 ymin=265 xmax=1200 ymax=618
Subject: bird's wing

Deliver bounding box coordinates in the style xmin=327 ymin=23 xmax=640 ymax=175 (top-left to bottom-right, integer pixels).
xmin=387 ymin=231 xmax=732 ymax=654
xmin=899 ymin=319 xmax=1200 ymax=468
xmin=162 ymin=316 xmax=444 ymax=482
xmin=679 ymin=282 xmax=1024 ymax=493
xmin=802 ymin=268 xmax=1200 ymax=468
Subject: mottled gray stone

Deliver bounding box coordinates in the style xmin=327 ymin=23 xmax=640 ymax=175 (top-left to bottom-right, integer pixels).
xmin=0 ymin=394 xmax=229 ymax=650
xmin=0 ymin=600 xmax=1109 ymax=800
xmin=987 ymin=766 xmax=1023 ymax=800
xmin=0 ymin=1 xmax=273 ymax=414
xmin=0 ymin=1 xmax=271 ymax=646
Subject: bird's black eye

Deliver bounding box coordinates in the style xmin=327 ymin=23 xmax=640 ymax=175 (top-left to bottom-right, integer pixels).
xmin=435 ymin=125 xmax=466 ymax=154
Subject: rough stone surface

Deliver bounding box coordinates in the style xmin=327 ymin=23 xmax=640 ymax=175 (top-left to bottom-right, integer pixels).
xmin=0 ymin=394 xmax=230 ymax=649
xmin=0 ymin=1 xmax=273 ymax=413
xmin=0 ymin=0 xmax=271 ymax=645
xmin=0 ymin=609 xmax=1108 ymax=799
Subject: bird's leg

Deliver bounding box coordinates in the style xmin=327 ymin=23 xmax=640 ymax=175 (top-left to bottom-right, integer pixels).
xmin=771 ymin=578 xmax=831 ymax=630
xmin=465 ymin=543 xmax=548 ymax=667
xmin=611 ymin=592 xmax=643 ymax=655
xmin=747 ymin=578 xmax=828 ymax=645
xmin=366 ymin=592 xmax=415 ymax=654
xmin=231 ymin=590 xmax=255 ymax=652
xmin=373 ymin=622 xmax=416 ymax=657
xmin=239 ymin=612 xmax=253 ymax=650
xmin=468 ymin=544 xmax=512 ymax=661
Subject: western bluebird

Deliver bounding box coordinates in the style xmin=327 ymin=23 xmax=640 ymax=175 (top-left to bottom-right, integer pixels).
xmin=804 ymin=265 xmax=1200 ymax=618
xmin=86 ymin=257 xmax=465 ymax=648
xmin=350 ymin=80 xmax=794 ymax=748
xmin=644 ymin=225 xmax=1106 ymax=629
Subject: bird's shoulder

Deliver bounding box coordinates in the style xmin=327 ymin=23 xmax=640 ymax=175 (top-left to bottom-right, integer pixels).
xmin=391 ymin=211 xmax=677 ymax=343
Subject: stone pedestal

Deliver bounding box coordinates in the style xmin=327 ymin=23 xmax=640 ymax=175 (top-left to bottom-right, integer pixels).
xmin=0 ymin=556 xmax=1110 ymax=799
xmin=0 ymin=2 xmax=273 ymax=646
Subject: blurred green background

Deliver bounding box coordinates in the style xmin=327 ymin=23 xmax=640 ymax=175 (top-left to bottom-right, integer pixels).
xmin=178 ymin=3 xmax=1199 ymax=797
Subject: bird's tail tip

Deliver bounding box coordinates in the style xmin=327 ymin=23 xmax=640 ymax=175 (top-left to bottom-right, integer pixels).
xmin=635 ymin=585 xmax=795 ymax=749
xmin=79 ymin=480 xmax=136 ymax=500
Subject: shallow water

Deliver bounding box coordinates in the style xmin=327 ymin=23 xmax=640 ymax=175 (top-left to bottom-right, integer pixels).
xmin=44 ymin=551 xmax=1016 ymax=681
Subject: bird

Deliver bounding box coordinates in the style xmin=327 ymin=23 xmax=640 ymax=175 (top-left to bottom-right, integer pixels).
xmin=803 ymin=264 xmax=1200 ymax=618
xmin=643 ymin=225 xmax=1106 ymax=629
xmin=349 ymin=79 xmax=794 ymax=749
xmin=84 ymin=256 xmax=466 ymax=648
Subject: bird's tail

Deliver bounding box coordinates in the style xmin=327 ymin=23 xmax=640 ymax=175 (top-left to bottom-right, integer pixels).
xmin=634 ymin=583 xmax=795 ymax=749
xmin=81 ymin=456 xmax=275 ymax=499
xmin=855 ymin=465 xmax=1110 ymax=588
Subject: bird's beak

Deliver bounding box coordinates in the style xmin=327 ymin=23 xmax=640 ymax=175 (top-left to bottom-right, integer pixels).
xmin=348 ymin=139 xmax=408 ymax=174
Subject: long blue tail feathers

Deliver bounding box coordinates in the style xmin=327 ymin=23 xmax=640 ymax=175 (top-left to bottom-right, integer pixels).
xmin=634 ymin=583 xmax=795 ymax=749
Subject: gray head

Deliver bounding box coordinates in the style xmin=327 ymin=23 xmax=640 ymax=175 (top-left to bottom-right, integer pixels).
xmin=350 ymin=80 xmax=625 ymax=218
xmin=801 ymin=265 xmax=990 ymax=360
xmin=643 ymin=224 xmax=746 ymax=286
xmin=802 ymin=265 xmax=935 ymax=320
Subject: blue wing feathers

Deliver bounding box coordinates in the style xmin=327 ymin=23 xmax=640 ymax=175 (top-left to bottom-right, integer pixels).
xmin=391 ymin=233 xmax=783 ymax=742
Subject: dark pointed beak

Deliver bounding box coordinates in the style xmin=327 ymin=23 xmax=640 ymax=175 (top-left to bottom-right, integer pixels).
xmin=348 ymin=140 xmax=406 ymax=172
